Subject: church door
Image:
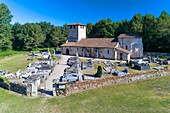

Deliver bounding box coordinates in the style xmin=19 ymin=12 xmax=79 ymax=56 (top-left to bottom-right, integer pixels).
xmin=66 ymin=49 xmax=69 ymax=55
xmin=120 ymin=53 xmax=123 ymax=60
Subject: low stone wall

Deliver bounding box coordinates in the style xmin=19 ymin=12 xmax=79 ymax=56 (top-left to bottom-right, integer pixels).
xmin=0 ymin=81 xmax=29 ymax=95
xmin=10 ymin=83 xmax=28 ymax=95
xmin=66 ymin=70 xmax=170 ymax=95
xmin=0 ymin=82 xmax=10 ymax=90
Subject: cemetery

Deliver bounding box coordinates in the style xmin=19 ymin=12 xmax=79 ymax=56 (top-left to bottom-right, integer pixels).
xmin=52 ymin=53 xmax=170 ymax=96
xmin=2 ymin=50 xmax=170 ymax=97
xmin=81 ymin=59 xmax=94 ymax=70
xmin=133 ymin=61 xmax=150 ymax=70
xmin=114 ymin=68 xmax=129 ymax=76
xmin=0 ymin=50 xmax=58 ymax=96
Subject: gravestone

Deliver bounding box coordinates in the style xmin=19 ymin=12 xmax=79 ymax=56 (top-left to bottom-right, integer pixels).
xmin=134 ymin=63 xmax=150 ymax=70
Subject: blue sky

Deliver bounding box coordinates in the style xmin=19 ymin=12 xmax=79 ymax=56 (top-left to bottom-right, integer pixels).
xmin=1 ymin=0 xmax=170 ymax=26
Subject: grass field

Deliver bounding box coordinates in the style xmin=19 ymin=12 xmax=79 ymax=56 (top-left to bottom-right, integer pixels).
xmin=0 ymin=54 xmax=35 ymax=73
xmin=1 ymin=76 xmax=170 ymax=113
xmin=0 ymin=51 xmax=60 ymax=73
xmin=0 ymin=50 xmax=26 ymax=59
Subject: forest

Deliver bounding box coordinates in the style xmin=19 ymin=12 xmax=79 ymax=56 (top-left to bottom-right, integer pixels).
xmin=0 ymin=3 xmax=170 ymax=52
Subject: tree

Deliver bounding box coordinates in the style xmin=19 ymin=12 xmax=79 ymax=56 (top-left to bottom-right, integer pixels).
xmin=115 ymin=20 xmax=129 ymax=37
xmin=62 ymin=23 xmax=68 ymax=37
xmin=142 ymin=14 xmax=158 ymax=52
xmin=11 ymin=23 xmax=24 ymax=50
xmin=88 ymin=18 xmax=116 ymax=38
xmin=0 ymin=3 xmax=13 ymax=24
xmin=11 ymin=22 xmax=67 ymax=50
xmin=49 ymin=26 xmax=66 ymax=47
xmin=94 ymin=66 xmax=102 ymax=77
xmin=0 ymin=3 xmax=13 ymax=51
xmin=86 ymin=22 xmax=93 ymax=37
xmin=156 ymin=11 xmax=170 ymax=52
xmin=21 ymin=23 xmax=45 ymax=50
xmin=37 ymin=22 xmax=54 ymax=47
xmin=129 ymin=13 xmax=143 ymax=35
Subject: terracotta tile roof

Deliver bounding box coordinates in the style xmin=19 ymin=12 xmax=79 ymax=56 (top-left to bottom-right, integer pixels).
xmin=118 ymin=34 xmax=142 ymax=38
xmin=61 ymin=38 xmax=119 ymax=48
xmin=61 ymin=42 xmax=76 ymax=47
xmin=67 ymin=23 xmax=85 ymax=26
xmin=115 ymin=47 xmax=132 ymax=54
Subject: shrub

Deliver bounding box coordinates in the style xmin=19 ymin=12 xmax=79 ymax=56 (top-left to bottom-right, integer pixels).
xmin=129 ymin=60 xmax=132 ymax=67
xmin=94 ymin=66 xmax=102 ymax=77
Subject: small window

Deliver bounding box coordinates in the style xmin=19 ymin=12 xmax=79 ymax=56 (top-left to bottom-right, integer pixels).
xmin=107 ymin=49 xmax=109 ymax=54
xmin=70 ymin=26 xmax=72 ymax=29
xmin=73 ymin=26 xmax=75 ymax=29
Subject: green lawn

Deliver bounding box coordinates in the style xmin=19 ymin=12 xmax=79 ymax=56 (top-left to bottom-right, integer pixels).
xmin=0 ymin=52 xmax=60 ymax=73
xmin=0 ymin=54 xmax=35 ymax=73
xmin=0 ymin=50 xmax=26 ymax=59
xmin=1 ymin=76 xmax=170 ymax=113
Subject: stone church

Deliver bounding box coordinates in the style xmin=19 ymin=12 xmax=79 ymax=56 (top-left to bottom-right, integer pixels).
xmin=61 ymin=23 xmax=143 ymax=61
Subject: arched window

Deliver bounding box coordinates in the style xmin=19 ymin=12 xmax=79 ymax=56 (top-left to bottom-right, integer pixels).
xmin=107 ymin=49 xmax=110 ymax=54
xmin=126 ymin=45 xmax=128 ymax=50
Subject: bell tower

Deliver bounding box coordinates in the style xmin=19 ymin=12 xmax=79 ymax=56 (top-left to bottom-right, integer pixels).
xmin=67 ymin=23 xmax=86 ymax=42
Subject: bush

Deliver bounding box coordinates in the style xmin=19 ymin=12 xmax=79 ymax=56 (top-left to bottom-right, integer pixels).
xmin=129 ymin=60 xmax=132 ymax=67
xmin=94 ymin=66 xmax=102 ymax=77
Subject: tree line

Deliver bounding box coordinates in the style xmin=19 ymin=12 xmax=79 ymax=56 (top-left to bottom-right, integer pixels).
xmin=0 ymin=3 xmax=67 ymax=51
xmin=12 ymin=22 xmax=67 ymax=50
xmin=86 ymin=11 xmax=170 ymax=52
xmin=1 ymin=3 xmax=170 ymax=52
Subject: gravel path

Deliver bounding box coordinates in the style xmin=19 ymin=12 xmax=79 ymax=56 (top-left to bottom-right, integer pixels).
xmin=45 ymin=55 xmax=70 ymax=91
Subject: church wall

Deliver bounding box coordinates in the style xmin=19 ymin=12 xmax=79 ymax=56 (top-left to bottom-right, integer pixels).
xmin=61 ymin=47 xmax=77 ymax=55
xmin=62 ymin=47 xmax=116 ymax=59
xmin=61 ymin=47 xmax=66 ymax=54
xmin=77 ymin=47 xmax=83 ymax=56
xmin=99 ymin=48 xmax=115 ymax=59
xmin=117 ymin=51 xmax=130 ymax=61
xmin=118 ymin=38 xmax=143 ymax=59
xmin=69 ymin=47 xmax=77 ymax=55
